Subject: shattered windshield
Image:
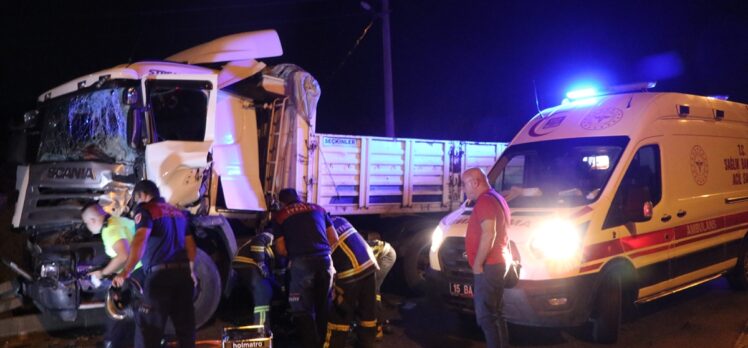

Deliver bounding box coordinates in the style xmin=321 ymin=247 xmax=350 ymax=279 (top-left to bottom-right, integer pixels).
xmin=488 ymin=136 xmax=629 ymax=208
xmin=37 ymin=85 xmax=138 ymax=163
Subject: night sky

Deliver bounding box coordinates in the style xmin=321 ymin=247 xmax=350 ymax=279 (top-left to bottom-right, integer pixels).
xmin=3 ymin=0 xmax=748 ymax=153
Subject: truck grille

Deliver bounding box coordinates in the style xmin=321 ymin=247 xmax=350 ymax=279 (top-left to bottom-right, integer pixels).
xmin=14 ymin=162 xmax=135 ymax=231
xmin=438 ymin=237 xmax=472 ymax=280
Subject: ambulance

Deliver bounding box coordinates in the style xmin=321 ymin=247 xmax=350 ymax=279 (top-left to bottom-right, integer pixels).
xmin=427 ymin=82 xmax=748 ymax=342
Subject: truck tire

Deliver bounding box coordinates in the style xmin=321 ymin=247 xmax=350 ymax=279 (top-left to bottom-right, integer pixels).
xmin=402 ymin=230 xmax=432 ymax=295
xmin=590 ymin=270 xmax=621 ymax=343
xmin=167 ymin=248 xmax=221 ymax=333
xmin=727 ymin=238 xmax=748 ymax=291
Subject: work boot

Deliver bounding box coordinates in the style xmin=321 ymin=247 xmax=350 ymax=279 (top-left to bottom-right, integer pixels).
xmin=376 ymin=325 xmax=384 ymax=341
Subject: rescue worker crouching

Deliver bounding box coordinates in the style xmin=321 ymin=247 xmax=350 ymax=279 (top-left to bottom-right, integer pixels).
xmin=113 ymin=180 xmax=198 ymax=348
xmin=324 ymin=216 xmax=379 ymax=348
xmin=367 ymin=237 xmax=396 ymax=340
xmin=232 ymin=231 xmax=279 ymax=329
xmin=81 ymin=202 xmax=144 ymax=348
xmin=272 ymin=188 xmax=338 ymax=348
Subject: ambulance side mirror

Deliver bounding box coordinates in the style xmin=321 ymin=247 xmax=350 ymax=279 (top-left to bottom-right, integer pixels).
xmin=624 ymin=186 xmax=653 ymax=223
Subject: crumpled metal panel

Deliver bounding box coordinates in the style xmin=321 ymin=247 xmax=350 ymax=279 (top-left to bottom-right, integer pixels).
xmin=37 ymin=87 xmax=137 ymax=164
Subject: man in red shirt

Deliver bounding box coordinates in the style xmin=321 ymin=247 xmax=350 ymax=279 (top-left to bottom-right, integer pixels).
xmin=462 ymin=167 xmax=510 ymax=348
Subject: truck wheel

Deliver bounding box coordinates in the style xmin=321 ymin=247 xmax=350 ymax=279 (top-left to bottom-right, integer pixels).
xmin=402 ymin=230 xmax=432 ymax=295
xmin=727 ymin=239 xmax=748 ymax=291
xmin=590 ymin=270 xmax=621 ymax=343
xmin=167 ymin=248 xmax=221 ymax=333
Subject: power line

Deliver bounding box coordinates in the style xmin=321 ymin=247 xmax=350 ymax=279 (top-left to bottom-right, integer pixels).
xmin=326 ymin=19 xmax=375 ymax=84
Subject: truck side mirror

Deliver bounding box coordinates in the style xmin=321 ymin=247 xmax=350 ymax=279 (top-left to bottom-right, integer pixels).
xmin=8 ymin=110 xmax=40 ymax=164
xmin=624 ymin=185 xmax=653 ymax=222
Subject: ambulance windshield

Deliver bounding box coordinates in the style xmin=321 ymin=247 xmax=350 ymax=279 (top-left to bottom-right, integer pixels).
xmin=488 ymin=136 xmax=629 ymax=208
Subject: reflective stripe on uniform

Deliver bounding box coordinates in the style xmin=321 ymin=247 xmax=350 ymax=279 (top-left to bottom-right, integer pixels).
xmin=233 ymin=256 xmax=260 ymax=267
xmin=330 ymin=228 xmax=356 ymax=252
xmin=323 ymin=322 xmax=351 ymax=348
xmin=336 ymin=259 xmax=376 ymax=279
xmin=359 ymin=320 xmax=377 ymax=328
xmin=254 ymin=305 xmax=270 ymax=326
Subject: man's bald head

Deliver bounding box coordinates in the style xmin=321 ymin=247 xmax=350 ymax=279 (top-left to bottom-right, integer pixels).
xmin=81 ymin=202 xmax=107 ymax=235
xmin=461 ymin=167 xmax=490 ymax=201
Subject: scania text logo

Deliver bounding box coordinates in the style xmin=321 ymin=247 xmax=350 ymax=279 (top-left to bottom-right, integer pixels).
xmin=46 ymin=167 xmax=95 ymax=180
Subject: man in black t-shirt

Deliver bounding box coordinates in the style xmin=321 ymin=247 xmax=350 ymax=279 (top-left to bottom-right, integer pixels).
xmin=113 ymin=180 xmax=197 ymax=348
xmin=272 ymin=188 xmax=338 ymax=348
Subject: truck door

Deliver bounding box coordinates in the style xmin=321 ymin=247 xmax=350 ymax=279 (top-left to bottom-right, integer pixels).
xmin=602 ymin=142 xmax=671 ymax=297
xmin=140 ymin=74 xmax=217 ymax=207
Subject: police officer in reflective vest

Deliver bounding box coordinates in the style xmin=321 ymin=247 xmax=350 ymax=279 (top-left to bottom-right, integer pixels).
xmin=81 ymin=201 xmax=144 ymax=348
xmin=324 ymin=216 xmax=379 ymax=348
xmin=367 ymin=238 xmax=396 ymax=340
xmin=273 ymin=188 xmax=338 ymax=348
xmin=113 ymin=180 xmax=197 ymax=348
xmin=232 ymin=232 xmax=276 ymax=329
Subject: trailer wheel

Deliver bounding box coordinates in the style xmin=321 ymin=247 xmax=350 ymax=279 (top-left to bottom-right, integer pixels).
xmin=590 ymin=270 xmax=621 ymax=343
xmin=166 ymin=248 xmax=221 ymax=333
xmin=402 ymin=230 xmax=432 ymax=295
xmin=727 ymin=238 xmax=748 ymax=291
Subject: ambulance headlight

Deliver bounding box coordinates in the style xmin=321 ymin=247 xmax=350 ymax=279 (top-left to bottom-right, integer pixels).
xmin=430 ymin=225 xmax=445 ymax=252
xmin=529 ymin=219 xmax=582 ymax=261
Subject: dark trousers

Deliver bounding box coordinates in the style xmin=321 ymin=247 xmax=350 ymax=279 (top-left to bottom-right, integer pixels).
xmin=136 ymin=268 xmax=195 ymax=348
xmin=106 ymin=269 xmax=145 ymax=348
xmin=289 ymin=256 xmax=333 ymax=348
xmin=323 ymin=272 xmax=377 ymax=348
xmin=236 ymin=267 xmax=274 ymax=328
xmin=473 ymin=263 xmax=509 ymax=348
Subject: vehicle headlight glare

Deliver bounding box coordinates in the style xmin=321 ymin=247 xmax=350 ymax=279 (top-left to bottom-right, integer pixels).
xmin=530 ymin=219 xmax=581 ymax=261
xmin=40 ymin=263 xmax=59 ymax=280
xmin=430 ymin=226 xmax=444 ymax=252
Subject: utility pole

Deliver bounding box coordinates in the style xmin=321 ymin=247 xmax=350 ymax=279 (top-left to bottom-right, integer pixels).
xmin=381 ymin=0 xmax=395 ymax=137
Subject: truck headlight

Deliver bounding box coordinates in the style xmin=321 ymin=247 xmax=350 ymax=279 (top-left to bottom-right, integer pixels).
xmin=430 ymin=226 xmax=445 ymax=252
xmin=40 ymin=263 xmax=60 ymax=280
xmin=529 ymin=219 xmax=582 ymax=261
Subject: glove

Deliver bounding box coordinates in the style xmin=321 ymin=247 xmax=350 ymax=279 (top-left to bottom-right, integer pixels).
xmin=90 ymin=272 xmax=102 ymax=288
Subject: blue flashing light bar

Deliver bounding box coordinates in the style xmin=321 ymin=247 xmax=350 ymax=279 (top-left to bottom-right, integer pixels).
xmin=565 ymin=81 xmax=657 ymax=101
xmin=566 ymin=88 xmax=598 ymax=100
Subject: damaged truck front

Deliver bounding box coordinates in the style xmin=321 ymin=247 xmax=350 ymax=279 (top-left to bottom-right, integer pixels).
xmin=6 ymin=30 xmax=303 ymax=327
xmin=11 ymin=80 xmax=143 ymax=321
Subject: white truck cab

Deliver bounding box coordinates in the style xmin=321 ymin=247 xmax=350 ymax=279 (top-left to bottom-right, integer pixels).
xmin=428 ymin=83 xmax=748 ymax=342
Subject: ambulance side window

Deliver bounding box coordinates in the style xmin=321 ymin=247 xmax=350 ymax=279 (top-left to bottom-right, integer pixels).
xmin=497 ymin=155 xmax=526 ymax=191
xmin=603 ymin=145 xmax=661 ymax=229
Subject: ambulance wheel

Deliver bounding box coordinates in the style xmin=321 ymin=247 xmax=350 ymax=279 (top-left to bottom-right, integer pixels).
xmin=590 ymin=270 xmax=621 ymax=343
xmin=402 ymin=229 xmax=432 ymax=295
xmin=727 ymin=239 xmax=748 ymax=291
xmin=166 ymin=248 xmax=221 ymax=333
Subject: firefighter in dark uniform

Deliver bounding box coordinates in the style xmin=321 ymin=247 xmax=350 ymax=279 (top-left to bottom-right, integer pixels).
xmin=324 ymin=216 xmax=379 ymax=348
xmin=232 ymin=231 xmax=277 ymax=329
xmin=113 ymin=180 xmax=197 ymax=348
xmin=272 ymin=188 xmax=338 ymax=348
xmin=367 ymin=238 xmax=396 ymax=340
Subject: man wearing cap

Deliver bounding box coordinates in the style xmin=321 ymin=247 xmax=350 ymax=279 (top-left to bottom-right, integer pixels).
xmin=113 ymin=180 xmax=197 ymax=348
xmin=272 ymin=188 xmax=338 ymax=348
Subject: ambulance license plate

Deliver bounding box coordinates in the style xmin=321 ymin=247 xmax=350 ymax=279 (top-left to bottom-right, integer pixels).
xmin=449 ymin=282 xmax=473 ymax=298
